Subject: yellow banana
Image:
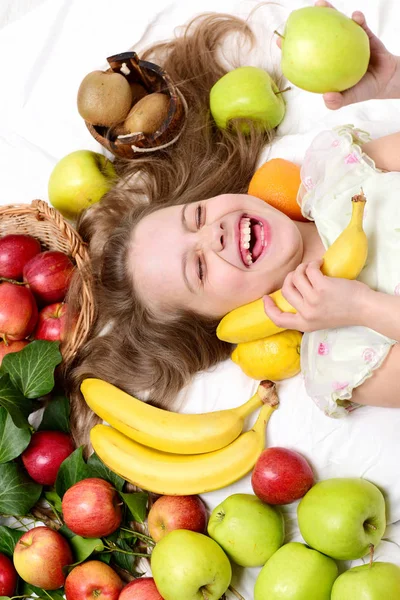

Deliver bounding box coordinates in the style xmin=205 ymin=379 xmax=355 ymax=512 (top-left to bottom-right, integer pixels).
xmin=81 ymin=378 xmax=269 ymax=454
xmin=90 ymin=381 xmax=279 ymax=495
xmin=217 ymin=191 xmax=368 ymax=343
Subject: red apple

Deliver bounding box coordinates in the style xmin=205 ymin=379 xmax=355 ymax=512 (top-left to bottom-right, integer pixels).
xmin=62 ymin=478 xmax=123 ymax=538
xmin=0 ymin=552 xmax=18 ymax=597
xmin=13 ymin=526 xmax=73 ymax=590
xmin=119 ymin=578 xmax=163 ymax=600
xmin=0 ymin=234 xmax=41 ymax=280
xmin=23 ymin=251 xmax=74 ymax=304
xmin=21 ymin=430 xmax=75 ymax=486
xmin=0 ymin=282 xmax=38 ymax=341
xmin=0 ymin=340 xmax=29 ymax=365
xmin=34 ymin=302 xmax=68 ymax=341
xmin=251 ymin=447 xmax=315 ymax=505
xmin=147 ymin=495 xmax=208 ymax=542
xmin=65 ymin=561 xmax=124 ymax=600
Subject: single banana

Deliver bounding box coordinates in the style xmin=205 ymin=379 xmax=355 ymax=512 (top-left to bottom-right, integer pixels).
xmin=217 ymin=191 xmax=368 ymax=343
xmin=90 ymin=381 xmax=278 ymax=496
xmin=81 ymin=377 xmax=269 ymax=454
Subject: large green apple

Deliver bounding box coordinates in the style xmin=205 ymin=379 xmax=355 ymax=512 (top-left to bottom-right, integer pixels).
xmin=151 ymin=529 xmax=231 ymax=600
xmin=254 ymin=542 xmax=338 ymax=600
xmin=210 ymin=66 xmax=285 ymax=132
xmin=297 ymin=478 xmax=386 ymax=560
xmin=48 ymin=150 xmax=116 ymax=221
xmin=331 ymin=562 xmax=400 ymax=599
xmin=207 ymin=493 xmax=284 ymax=567
xmin=281 ymin=7 xmax=370 ymax=93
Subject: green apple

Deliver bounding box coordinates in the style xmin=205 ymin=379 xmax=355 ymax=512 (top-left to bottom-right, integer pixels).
xmin=297 ymin=478 xmax=386 ymax=560
xmin=48 ymin=150 xmax=116 ymax=220
xmin=254 ymin=542 xmax=338 ymax=600
xmin=207 ymin=493 xmax=284 ymax=567
xmin=209 ymin=66 xmax=285 ymax=132
xmin=151 ymin=529 xmax=231 ymax=600
xmin=331 ymin=562 xmax=400 ymax=599
xmin=281 ymin=6 xmax=370 ymax=93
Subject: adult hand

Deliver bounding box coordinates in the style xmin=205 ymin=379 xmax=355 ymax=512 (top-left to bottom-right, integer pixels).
xmin=276 ymin=0 xmax=400 ymax=110
xmin=262 ymin=260 xmax=371 ymax=333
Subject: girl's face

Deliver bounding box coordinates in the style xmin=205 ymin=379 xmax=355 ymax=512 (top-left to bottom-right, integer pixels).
xmin=129 ymin=194 xmax=303 ymax=318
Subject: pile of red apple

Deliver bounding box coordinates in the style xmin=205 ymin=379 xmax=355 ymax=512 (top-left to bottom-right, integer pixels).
xmin=0 ymin=233 xmax=74 ymax=362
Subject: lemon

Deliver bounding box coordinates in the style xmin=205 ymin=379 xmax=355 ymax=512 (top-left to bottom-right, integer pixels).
xmin=231 ymin=330 xmax=303 ymax=381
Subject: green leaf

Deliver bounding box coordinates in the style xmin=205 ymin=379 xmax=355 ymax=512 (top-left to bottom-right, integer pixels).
xmin=22 ymin=582 xmax=65 ymax=600
xmin=87 ymin=452 xmax=125 ymax=491
xmin=69 ymin=536 xmax=104 ymax=563
xmin=0 ymin=526 xmax=23 ymax=556
xmin=0 ymin=406 xmax=31 ymax=463
xmin=0 ymin=596 xmax=10 ymax=600
xmin=97 ymin=552 xmax=112 ymax=564
xmin=58 ymin=524 xmax=76 ymax=539
xmin=0 ymin=463 xmax=42 ymax=516
xmin=55 ymin=446 xmax=90 ymax=498
xmin=120 ymin=492 xmax=148 ymax=523
xmin=1 ymin=340 xmax=62 ymax=399
xmin=44 ymin=490 xmax=63 ymax=513
xmin=0 ymin=373 xmax=31 ymax=428
xmin=110 ymin=538 xmax=138 ymax=574
xmin=39 ymin=395 xmax=70 ymax=433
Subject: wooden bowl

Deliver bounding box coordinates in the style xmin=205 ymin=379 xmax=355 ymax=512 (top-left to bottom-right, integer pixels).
xmin=85 ymin=51 xmax=187 ymax=159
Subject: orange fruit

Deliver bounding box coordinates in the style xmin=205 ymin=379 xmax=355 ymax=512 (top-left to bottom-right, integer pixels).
xmin=248 ymin=158 xmax=307 ymax=221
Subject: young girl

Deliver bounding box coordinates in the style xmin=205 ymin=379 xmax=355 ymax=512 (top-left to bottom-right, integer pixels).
xmin=64 ymin=3 xmax=400 ymax=446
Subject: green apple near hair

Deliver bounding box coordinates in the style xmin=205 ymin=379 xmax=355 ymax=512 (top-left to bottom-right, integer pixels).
xmin=331 ymin=562 xmax=400 ymax=599
xmin=297 ymin=478 xmax=386 ymax=561
xmin=207 ymin=493 xmax=284 ymax=567
xmin=209 ymin=66 xmax=287 ymax=132
xmin=254 ymin=542 xmax=338 ymax=600
xmin=48 ymin=150 xmax=116 ymax=221
xmin=277 ymin=7 xmax=370 ymax=93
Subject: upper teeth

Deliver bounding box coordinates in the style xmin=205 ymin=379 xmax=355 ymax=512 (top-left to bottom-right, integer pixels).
xmin=240 ymin=217 xmax=253 ymax=264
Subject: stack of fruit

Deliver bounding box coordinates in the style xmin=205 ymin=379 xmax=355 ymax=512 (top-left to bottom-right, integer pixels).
xmin=0 ymin=233 xmax=74 ymax=361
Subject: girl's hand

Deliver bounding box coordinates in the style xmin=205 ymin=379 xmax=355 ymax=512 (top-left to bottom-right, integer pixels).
xmin=277 ymin=0 xmax=400 ymax=109
xmin=263 ymin=260 xmax=371 ymax=333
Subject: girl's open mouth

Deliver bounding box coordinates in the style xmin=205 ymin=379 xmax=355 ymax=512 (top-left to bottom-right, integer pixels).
xmin=238 ymin=215 xmax=270 ymax=267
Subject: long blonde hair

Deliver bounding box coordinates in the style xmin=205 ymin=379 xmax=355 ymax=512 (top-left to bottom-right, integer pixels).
xmin=63 ymin=11 xmax=280 ymax=448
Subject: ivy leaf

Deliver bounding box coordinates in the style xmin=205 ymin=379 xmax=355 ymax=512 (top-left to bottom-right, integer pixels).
xmin=55 ymin=446 xmax=91 ymax=498
xmin=44 ymin=490 xmax=63 ymax=513
xmin=1 ymin=340 xmax=62 ymax=399
xmin=39 ymin=395 xmax=70 ymax=433
xmin=0 ymin=463 xmax=42 ymax=516
xmin=110 ymin=538 xmax=140 ymax=575
xmin=0 ymin=526 xmax=23 ymax=557
xmin=0 ymin=373 xmax=31 ymax=428
xmin=22 ymin=582 xmax=64 ymax=600
xmin=120 ymin=492 xmax=148 ymax=523
xmin=0 ymin=406 xmax=31 ymax=463
xmin=69 ymin=536 xmax=104 ymax=563
xmin=87 ymin=453 xmax=125 ymax=491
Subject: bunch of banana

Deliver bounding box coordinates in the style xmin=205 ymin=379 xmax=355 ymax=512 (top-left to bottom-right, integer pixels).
xmin=83 ymin=379 xmax=279 ymax=495
xmin=217 ymin=191 xmax=368 ymax=344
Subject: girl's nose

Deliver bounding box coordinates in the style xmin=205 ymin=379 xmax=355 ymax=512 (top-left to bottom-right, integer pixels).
xmin=198 ymin=222 xmax=224 ymax=252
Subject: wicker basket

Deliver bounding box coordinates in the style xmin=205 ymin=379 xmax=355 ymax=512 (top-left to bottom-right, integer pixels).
xmin=0 ymin=200 xmax=95 ymax=363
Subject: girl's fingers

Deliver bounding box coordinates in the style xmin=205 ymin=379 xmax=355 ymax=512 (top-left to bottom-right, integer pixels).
xmin=276 ymin=36 xmax=282 ymax=49
xmin=305 ymin=260 xmax=324 ymax=287
xmin=290 ymin=263 xmax=315 ymax=299
xmin=263 ymin=295 xmax=299 ymax=329
xmin=282 ymin=272 xmax=305 ymax=307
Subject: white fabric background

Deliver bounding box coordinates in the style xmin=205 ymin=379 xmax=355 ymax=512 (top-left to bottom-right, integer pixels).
xmin=2 ymin=0 xmax=400 ymax=596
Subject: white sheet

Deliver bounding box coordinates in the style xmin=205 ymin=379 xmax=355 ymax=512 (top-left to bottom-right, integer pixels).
xmin=2 ymin=0 xmax=400 ymax=596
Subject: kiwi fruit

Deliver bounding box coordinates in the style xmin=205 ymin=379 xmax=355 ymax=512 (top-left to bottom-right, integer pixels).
xmin=123 ymin=93 xmax=170 ymax=135
xmin=77 ymin=70 xmax=133 ymax=127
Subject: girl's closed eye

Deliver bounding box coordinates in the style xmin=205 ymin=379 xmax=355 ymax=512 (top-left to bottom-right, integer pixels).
xmin=197 ymin=255 xmax=205 ymax=282
xmin=195 ymin=203 xmax=205 ymax=229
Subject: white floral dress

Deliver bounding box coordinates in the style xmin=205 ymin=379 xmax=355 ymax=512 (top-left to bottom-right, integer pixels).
xmin=298 ymin=124 xmax=399 ymax=417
